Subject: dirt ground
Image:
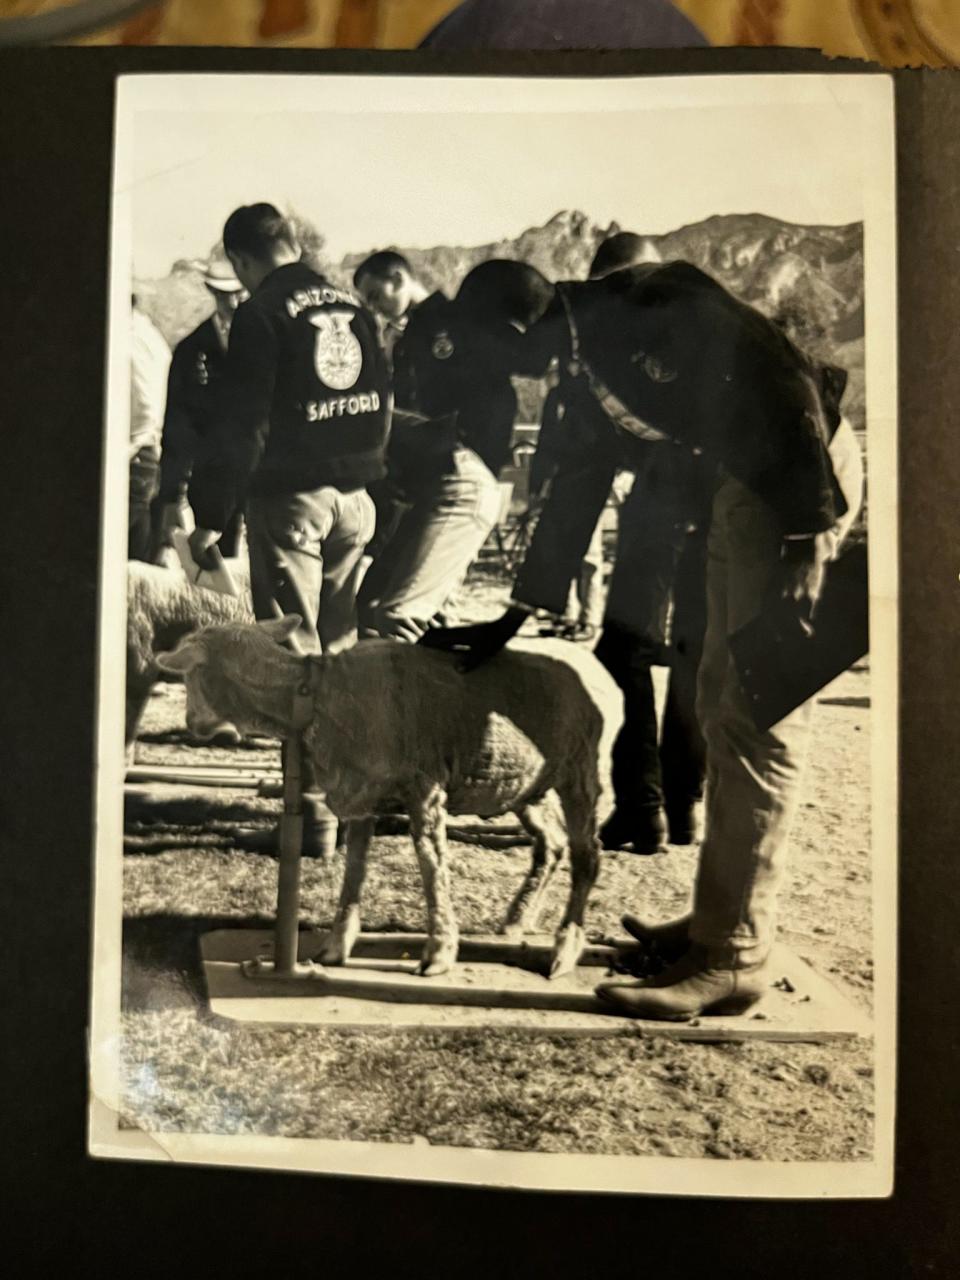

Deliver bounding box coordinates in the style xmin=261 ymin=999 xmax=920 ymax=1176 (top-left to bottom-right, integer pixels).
xmin=119 ymin=565 xmax=874 ymax=1162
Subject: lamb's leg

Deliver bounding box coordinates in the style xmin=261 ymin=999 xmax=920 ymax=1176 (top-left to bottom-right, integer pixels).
xmin=501 ymin=794 xmax=565 ymax=938
xmin=319 ymin=817 xmax=373 ymax=965
xmin=550 ymin=775 xmax=601 ymax=979
xmin=125 ymin=665 xmax=157 ymax=764
xmin=410 ymin=785 xmax=459 ymax=977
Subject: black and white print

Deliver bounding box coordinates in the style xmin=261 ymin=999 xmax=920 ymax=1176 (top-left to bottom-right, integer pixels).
xmin=90 ymin=71 xmax=897 ymax=1196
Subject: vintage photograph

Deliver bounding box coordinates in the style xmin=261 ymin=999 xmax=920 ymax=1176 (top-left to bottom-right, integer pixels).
xmin=89 ymin=70 xmax=897 ymax=1195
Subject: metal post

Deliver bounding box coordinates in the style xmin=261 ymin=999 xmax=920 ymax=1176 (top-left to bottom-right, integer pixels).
xmin=274 ymin=733 xmax=305 ymax=974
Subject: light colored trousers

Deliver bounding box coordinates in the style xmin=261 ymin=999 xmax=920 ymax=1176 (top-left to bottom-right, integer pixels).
xmin=690 ymin=432 xmax=861 ymax=961
xmin=247 ymin=486 xmax=375 ymax=657
xmin=360 ymin=446 xmax=503 ymax=634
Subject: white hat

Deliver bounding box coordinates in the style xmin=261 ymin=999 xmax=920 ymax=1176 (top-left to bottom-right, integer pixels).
xmin=203 ymin=256 xmax=244 ymax=293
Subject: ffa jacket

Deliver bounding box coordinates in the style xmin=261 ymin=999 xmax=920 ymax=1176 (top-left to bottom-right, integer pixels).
xmin=157 ymin=317 xmax=227 ymax=503
xmin=514 ymin=262 xmax=851 ymax=616
xmin=389 ymin=292 xmax=522 ymax=487
xmin=190 ymin=262 xmax=390 ymax=532
xmin=523 ymin=262 xmax=844 ymax=539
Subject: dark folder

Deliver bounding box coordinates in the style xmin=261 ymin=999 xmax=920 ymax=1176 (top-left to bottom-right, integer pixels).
xmin=729 ymin=540 xmax=869 ymax=734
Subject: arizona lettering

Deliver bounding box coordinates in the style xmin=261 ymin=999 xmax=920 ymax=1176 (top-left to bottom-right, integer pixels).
xmin=286 ymin=286 xmax=360 ymax=318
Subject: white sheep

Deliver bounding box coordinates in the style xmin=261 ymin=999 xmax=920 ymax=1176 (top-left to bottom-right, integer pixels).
xmin=157 ymin=617 xmax=603 ymax=978
xmin=125 ymin=560 xmax=253 ymax=752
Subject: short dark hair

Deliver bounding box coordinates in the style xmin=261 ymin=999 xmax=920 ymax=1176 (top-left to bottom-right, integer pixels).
xmin=222 ymin=203 xmax=297 ymax=260
xmin=353 ymin=250 xmax=413 ymax=289
xmin=456 ymin=259 xmax=555 ymax=328
xmin=589 ymin=232 xmax=654 ymax=280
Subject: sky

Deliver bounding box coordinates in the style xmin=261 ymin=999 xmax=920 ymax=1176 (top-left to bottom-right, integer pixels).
xmin=125 ymin=91 xmax=867 ymax=278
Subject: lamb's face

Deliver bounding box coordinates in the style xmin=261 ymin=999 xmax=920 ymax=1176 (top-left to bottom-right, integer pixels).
xmin=154 ymin=633 xmax=234 ymax=738
xmin=155 ymin=616 xmax=303 ymax=738
xmin=180 ymin=665 xmax=229 ymax=739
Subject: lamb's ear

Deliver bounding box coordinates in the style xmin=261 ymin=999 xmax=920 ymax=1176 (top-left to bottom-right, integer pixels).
xmin=258 ymin=615 xmax=302 ymax=643
xmin=155 ymin=640 xmax=205 ymax=674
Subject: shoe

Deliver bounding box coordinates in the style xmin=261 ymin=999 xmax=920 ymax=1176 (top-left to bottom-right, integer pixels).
xmin=665 ymin=802 xmax=698 ymax=846
xmin=568 ymin=621 xmax=597 ymax=643
xmin=537 ymin=620 xmax=574 ymax=639
xmin=373 ymin=813 xmax=410 ymax=836
xmin=599 ymin=808 xmax=668 ymax=856
xmin=621 ymin=913 xmax=692 ymax=963
xmin=595 ymin=945 xmax=771 ymax=1021
xmin=235 ymin=817 xmax=340 ymax=859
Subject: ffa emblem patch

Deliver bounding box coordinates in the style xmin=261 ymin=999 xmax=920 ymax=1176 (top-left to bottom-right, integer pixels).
xmin=309 ymin=310 xmax=362 ymax=391
xmin=633 ymin=350 xmax=678 ymax=384
xmin=431 ymin=331 xmax=455 ymax=361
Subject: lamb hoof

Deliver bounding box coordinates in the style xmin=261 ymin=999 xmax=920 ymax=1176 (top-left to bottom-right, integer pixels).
xmin=499 ymin=920 xmax=525 ymax=940
xmin=318 ymin=921 xmax=358 ymax=966
xmin=210 ymin=722 xmax=243 ymax=747
xmin=548 ymin=926 xmax=585 ymax=980
xmin=417 ymin=941 xmax=457 ymax=977
xmin=319 ymin=940 xmax=348 ymax=966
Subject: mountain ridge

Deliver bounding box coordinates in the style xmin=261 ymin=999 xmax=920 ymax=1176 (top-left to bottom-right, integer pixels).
xmin=134 ymin=208 xmax=865 ymax=430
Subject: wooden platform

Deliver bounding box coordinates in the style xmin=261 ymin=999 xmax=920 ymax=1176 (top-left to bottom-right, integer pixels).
xmin=200 ymin=930 xmax=873 ymax=1043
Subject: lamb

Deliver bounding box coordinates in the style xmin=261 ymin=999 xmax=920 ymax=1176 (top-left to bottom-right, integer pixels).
xmin=156 ymin=616 xmax=603 ymax=978
xmin=125 ymin=560 xmax=253 ymax=753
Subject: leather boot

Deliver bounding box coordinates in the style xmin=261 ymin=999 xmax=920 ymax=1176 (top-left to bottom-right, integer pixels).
xmin=595 ymin=944 xmax=771 ymax=1021
xmin=599 ymin=807 xmax=668 ymax=855
xmin=664 ymin=802 xmax=698 ymax=846
xmin=235 ymin=795 xmax=340 ymax=859
xmin=621 ymin=912 xmax=691 ymax=964
xmin=373 ymin=812 xmax=410 ymax=836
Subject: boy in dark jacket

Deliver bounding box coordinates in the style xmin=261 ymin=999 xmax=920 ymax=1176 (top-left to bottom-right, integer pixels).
xmin=188 ymin=204 xmax=391 ymax=859
xmin=353 ymin=253 xmax=551 ymax=641
xmin=189 ymin=203 xmax=390 ymax=657
xmin=155 ymin=256 xmax=248 ymax=559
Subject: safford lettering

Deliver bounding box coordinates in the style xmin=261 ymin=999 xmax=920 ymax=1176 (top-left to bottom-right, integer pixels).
xmin=305 ymin=392 xmax=381 ymax=422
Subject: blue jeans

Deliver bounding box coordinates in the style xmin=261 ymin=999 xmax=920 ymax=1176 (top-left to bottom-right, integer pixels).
xmin=420 ymin=0 xmax=708 ymax=49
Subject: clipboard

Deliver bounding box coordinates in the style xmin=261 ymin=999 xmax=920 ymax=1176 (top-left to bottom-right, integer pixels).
xmin=729 ymin=540 xmax=869 ymax=733
xmin=171 ymin=527 xmax=239 ymax=598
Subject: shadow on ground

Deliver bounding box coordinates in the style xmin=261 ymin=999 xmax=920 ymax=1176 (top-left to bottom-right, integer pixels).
xmin=122 ymin=912 xmax=278 ymax=1014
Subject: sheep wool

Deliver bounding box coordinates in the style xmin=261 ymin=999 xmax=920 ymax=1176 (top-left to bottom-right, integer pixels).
xmin=157 ymin=621 xmax=608 ymax=978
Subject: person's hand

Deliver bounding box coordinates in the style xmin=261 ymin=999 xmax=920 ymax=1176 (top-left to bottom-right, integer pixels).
xmin=188 ymin=527 xmax=223 ymax=572
xmin=376 ymin=612 xmax=429 ymax=644
xmin=158 ymin=501 xmax=188 ymax=547
xmin=419 ymin=607 xmax=528 ymax=672
xmin=771 ymin=535 xmax=830 ymax=638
